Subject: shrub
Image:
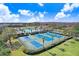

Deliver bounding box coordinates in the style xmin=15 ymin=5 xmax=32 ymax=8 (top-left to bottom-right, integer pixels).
xmin=70 ymin=41 xmax=75 ymax=44
xmin=0 ymin=39 xmax=11 ymax=56
xmin=23 ymin=49 xmax=27 ymax=54
xmin=59 ymin=48 xmax=65 ymax=52
xmin=51 ymin=53 xmax=57 ymax=56
xmin=64 ymin=44 xmax=68 ymax=46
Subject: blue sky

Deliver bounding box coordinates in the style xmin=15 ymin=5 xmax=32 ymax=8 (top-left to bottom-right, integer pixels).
xmin=0 ymin=3 xmax=79 ymax=23
xmin=4 ymin=3 xmax=63 ymax=13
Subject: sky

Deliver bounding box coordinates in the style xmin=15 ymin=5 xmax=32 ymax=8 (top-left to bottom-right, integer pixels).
xmin=0 ymin=3 xmax=79 ymax=23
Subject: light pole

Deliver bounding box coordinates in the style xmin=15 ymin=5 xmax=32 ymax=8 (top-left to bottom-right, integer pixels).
xmin=42 ymin=38 xmax=45 ymax=49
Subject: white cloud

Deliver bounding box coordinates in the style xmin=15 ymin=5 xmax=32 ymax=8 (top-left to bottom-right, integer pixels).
xmin=61 ymin=3 xmax=79 ymax=12
xmin=55 ymin=12 xmax=66 ymax=20
xmin=25 ymin=11 xmax=47 ymax=23
xmin=27 ymin=17 xmax=40 ymax=22
xmin=0 ymin=4 xmax=20 ymax=23
xmin=38 ymin=11 xmax=47 ymax=18
xmin=18 ymin=9 xmax=34 ymax=16
xmin=26 ymin=13 xmax=45 ymax=23
xmin=0 ymin=18 xmax=3 ymax=22
xmin=18 ymin=10 xmax=46 ymax=22
xmin=0 ymin=4 xmax=10 ymax=16
xmin=54 ymin=3 xmax=79 ymax=20
xmin=0 ymin=4 xmax=46 ymax=23
xmin=0 ymin=14 xmax=20 ymax=23
xmin=61 ymin=3 xmax=71 ymax=12
xmin=18 ymin=10 xmax=29 ymax=15
xmin=55 ymin=12 xmax=70 ymax=20
xmin=38 ymin=12 xmax=44 ymax=18
xmin=18 ymin=9 xmax=46 ymax=22
xmin=38 ymin=3 xmax=44 ymax=7
xmin=72 ymin=3 xmax=79 ymax=8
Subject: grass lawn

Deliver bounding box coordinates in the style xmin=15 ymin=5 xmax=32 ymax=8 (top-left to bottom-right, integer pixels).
xmin=11 ymin=46 xmax=27 ymax=56
xmin=10 ymin=38 xmax=79 ymax=56
xmin=10 ymin=38 xmax=28 ymax=56
xmin=36 ymin=38 xmax=79 ymax=56
xmin=74 ymin=27 xmax=79 ymax=32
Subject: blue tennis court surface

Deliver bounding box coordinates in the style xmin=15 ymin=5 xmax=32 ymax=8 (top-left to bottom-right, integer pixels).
xmin=35 ymin=34 xmax=43 ymax=38
xmin=44 ymin=36 xmax=53 ymax=41
xmin=45 ymin=32 xmax=57 ymax=37
xmin=19 ymin=36 xmax=30 ymax=41
xmin=18 ymin=32 xmax=65 ymax=49
xmin=23 ymin=36 xmax=30 ymax=40
xmin=35 ymin=34 xmax=53 ymax=41
xmin=45 ymin=32 xmax=64 ymax=38
xmin=31 ymin=41 xmax=42 ymax=48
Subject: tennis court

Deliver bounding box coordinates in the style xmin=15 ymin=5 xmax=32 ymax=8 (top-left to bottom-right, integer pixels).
xmin=31 ymin=41 xmax=42 ymax=48
xmin=18 ymin=32 xmax=68 ymax=54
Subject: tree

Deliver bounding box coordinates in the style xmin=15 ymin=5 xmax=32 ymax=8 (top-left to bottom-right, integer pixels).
xmin=1 ymin=27 xmax=16 ymax=48
xmin=0 ymin=38 xmax=11 ymax=56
